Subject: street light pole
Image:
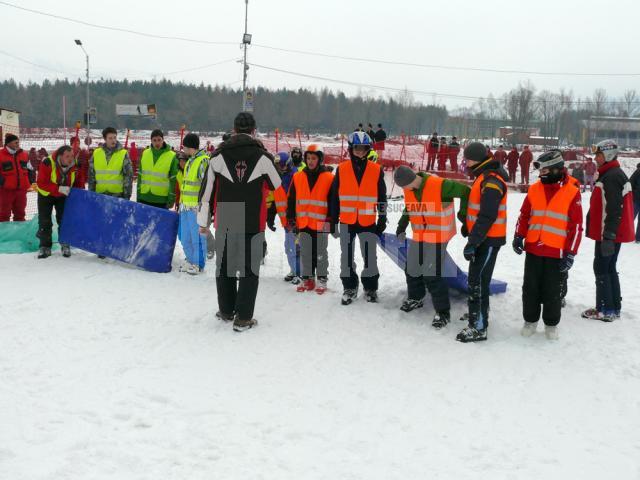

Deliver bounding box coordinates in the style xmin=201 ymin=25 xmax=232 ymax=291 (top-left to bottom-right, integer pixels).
xmin=241 ymin=0 xmax=253 ymax=111
xmin=75 ymin=39 xmax=90 ymax=130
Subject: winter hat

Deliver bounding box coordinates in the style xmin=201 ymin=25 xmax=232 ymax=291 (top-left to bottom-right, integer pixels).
xmin=234 ymin=112 xmax=256 ymax=132
xmin=463 ymin=142 xmax=488 ymax=163
xmin=183 ymin=133 xmax=199 ymax=150
xmin=150 ymin=129 xmax=164 ymax=139
xmin=533 ymin=149 xmax=564 ymax=170
xmin=394 ymin=165 xmax=417 ymax=188
xmin=4 ymin=133 xmax=18 ymax=145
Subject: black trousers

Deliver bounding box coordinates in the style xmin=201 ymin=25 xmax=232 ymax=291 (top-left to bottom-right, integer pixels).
xmin=215 ymin=231 xmax=264 ymax=320
xmin=405 ymin=240 xmax=451 ymax=313
xmin=138 ymin=199 xmax=167 ymax=209
xmin=299 ymin=228 xmax=329 ymax=279
xmin=36 ymin=193 xmax=66 ymax=248
xmin=593 ymin=241 xmax=622 ymax=313
xmin=467 ymin=243 xmax=500 ymax=330
xmin=522 ymin=253 xmax=562 ymax=326
xmin=339 ymin=223 xmax=379 ymax=291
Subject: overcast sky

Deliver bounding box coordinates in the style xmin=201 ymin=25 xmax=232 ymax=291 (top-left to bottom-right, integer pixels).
xmin=1 ymin=0 xmax=639 ymax=110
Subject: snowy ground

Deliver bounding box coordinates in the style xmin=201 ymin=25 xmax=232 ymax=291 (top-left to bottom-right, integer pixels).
xmin=1 ymin=185 xmax=640 ymax=479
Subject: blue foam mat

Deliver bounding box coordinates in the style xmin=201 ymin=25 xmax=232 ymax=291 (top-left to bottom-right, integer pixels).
xmin=59 ymin=189 xmax=178 ymax=273
xmin=378 ymin=233 xmax=507 ymax=295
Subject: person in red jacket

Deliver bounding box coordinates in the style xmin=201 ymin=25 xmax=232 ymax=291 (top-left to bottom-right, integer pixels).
xmin=506 ymin=146 xmax=519 ymax=183
xmin=582 ymin=140 xmax=635 ymax=321
xmin=494 ymin=144 xmax=507 ymax=166
xmin=583 ymin=156 xmax=597 ymax=191
xmin=437 ymin=137 xmax=448 ymax=170
xmin=35 ymin=145 xmax=84 ymax=258
xmin=512 ymin=150 xmax=583 ymax=340
xmin=519 ymin=145 xmax=533 ymax=184
xmin=0 ymin=133 xmax=34 ymax=222
xmin=427 ymin=132 xmax=439 ymax=170
xmin=448 ymin=136 xmax=460 ymax=171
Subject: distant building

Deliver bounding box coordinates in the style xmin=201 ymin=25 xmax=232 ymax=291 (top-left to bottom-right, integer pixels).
xmin=0 ymin=107 xmax=20 ymax=146
xmin=582 ymin=116 xmax=640 ymax=147
xmin=497 ymin=126 xmax=557 ymax=146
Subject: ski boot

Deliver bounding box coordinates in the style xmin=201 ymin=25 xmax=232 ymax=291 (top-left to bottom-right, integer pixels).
xmin=284 ymin=271 xmax=296 ymax=282
xmin=233 ymin=317 xmax=257 ymax=332
xmin=37 ymin=247 xmax=51 ymax=259
xmin=520 ymin=321 xmax=538 ymax=337
xmin=364 ymin=290 xmax=378 ymax=303
xmin=297 ymin=277 xmax=316 ymax=292
xmin=456 ymin=326 xmax=487 ymax=343
xmin=216 ymin=311 xmax=234 ymax=322
xmin=315 ymin=276 xmax=328 ymax=295
xmin=544 ymin=325 xmax=559 ymax=340
xmin=290 ymin=276 xmax=302 ymax=286
xmin=61 ymin=244 xmax=71 ymax=258
xmin=185 ymin=263 xmax=202 ymax=276
xmin=341 ymin=288 xmax=358 ymax=305
xmin=400 ymin=299 xmax=423 ymax=313
xmin=581 ymin=308 xmax=615 ymax=322
xmin=432 ymin=311 xmax=450 ymax=330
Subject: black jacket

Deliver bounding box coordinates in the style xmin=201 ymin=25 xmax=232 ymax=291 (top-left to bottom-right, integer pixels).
xmin=468 ymin=159 xmax=509 ymax=247
xmin=286 ymin=165 xmax=333 ymax=223
xmin=328 ymin=156 xmax=387 ymax=227
xmin=587 ymin=162 xmax=630 ymax=240
xmin=374 ymin=129 xmax=387 ymax=142
xmin=197 ymin=133 xmax=280 ymax=233
xmin=630 ymin=167 xmax=640 ymax=203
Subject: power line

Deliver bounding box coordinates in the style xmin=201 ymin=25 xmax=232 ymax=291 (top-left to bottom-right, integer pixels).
xmin=0 ymin=49 xmax=76 ymax=76
xmin=156 ymin=58 xmax=241 ymax=76
xmin=252 ymin=44 xmax=640 ymax=78
xmin=0 ymin=0 xmax=237 ymax=46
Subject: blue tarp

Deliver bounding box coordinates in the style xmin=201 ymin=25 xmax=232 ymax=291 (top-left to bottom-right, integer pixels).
xmin=59 ymin=189 xmax=179 ymax=273
xmin=378 ymin=233 xmax=507 ymax=295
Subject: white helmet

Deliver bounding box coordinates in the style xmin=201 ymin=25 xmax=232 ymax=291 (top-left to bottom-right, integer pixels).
xmin=591 ymin=139 xmax=618 ymax=162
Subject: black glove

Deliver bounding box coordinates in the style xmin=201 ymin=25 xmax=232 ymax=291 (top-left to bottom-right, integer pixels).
xmin=559 ymin=254 xmax=575 ymax=273
xmin=463 ymin=242 xmax=476 ymax=262
xmin=600 ymin=239 xmax=615 ymax=257
xmin=460 ymin=223 xmax=469 ymax=238
xmin=512 ymin=235 xmax=524 ymax=255
xmin=266 ymin=204 xmax=277 ymax=231
xmin=331 ymin=222 xmax=340 ymax=239
xmin=267 ymin=219 xmax=276 ymax=232
xmin=286 ymin=220 xmax=298 ymax=234
xmin=395 ymin=226 xmax=407 ymax=243
xmin=375 ymin=217 xmax=387 ymax=236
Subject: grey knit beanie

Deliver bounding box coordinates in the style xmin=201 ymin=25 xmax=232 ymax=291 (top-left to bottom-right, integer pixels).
xmin=394 ymin=165 xmax=417 ymax=187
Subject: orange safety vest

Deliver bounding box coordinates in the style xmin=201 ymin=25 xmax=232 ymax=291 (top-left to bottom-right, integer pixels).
xmin=338 ymin=160 xmax=381 ymax=226
xmin=466 ymin=171 xmax=508 ymax=238
xmin=525 ymin=180 xmax=578 ymax=249
xmin=404 ymin=175 xmax=456 ymax=243
xmin=293 ymin=170 xmax=334 ymax=231
xmin=273 ymin=186 xmax=289 ymax=227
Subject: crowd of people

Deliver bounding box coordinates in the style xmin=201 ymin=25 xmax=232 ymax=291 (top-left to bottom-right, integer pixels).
xmin=1 ymin=114 xmax=639 ymax=338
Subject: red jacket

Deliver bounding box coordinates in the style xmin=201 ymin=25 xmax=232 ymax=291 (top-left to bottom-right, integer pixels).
xmin=437 ymin=144 xmax=448 ymax=159
xmin=494 ymin=149 xmax=508 ymax=164
xmin=506 ymin=150 xmax=519 ymax=170
xmin=519 ymin=149 xmax=533 ymax=167
xmin=516 ymin=174 xmax=583 ymax=258
xmin=36 ymin=153 xmax=84 ymax=197
xmin=0 ymin=147 xmax=30 ymax=190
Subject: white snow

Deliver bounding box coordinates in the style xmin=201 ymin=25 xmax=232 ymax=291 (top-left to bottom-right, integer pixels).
xmin=1 ymin=183 xmax=640 ymax=479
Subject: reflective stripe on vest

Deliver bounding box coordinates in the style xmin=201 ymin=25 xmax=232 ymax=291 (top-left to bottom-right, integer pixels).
xmin=525 ymin=180 xmax=578 ymax=249
xmin=338 ymin=160 xmax=380 ymax=226
xmin=293 ymin=170 xmax=334 ymax=231
xmin=404 ymin=175 xmax=456 ymax=243
xmin=37 ymin=156 xmax=76 ymax=196
xmin=466 ymin=171 xmax=508 ymax=238
xmin=139 ymin=148 xmax=175 ymax=197
xmin=180 ymin=152 xmax=209 ymax=207
xmin=274 ymin=186 xmax=289 ymax=227
xmin=94 ymin=148 xmax=126 ymax=194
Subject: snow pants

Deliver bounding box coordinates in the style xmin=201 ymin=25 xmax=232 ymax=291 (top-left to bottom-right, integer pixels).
xmin=467 ymin=243 xmax=500 ymax=330
xmin=508 ymin=168 xmax=518 ymax=184
xmin=215 ymin=231 xmax=264 ymax=321
xmin=284 ymin=231 xmax=300 ymax=276
xmin=36 ymin=193 xmax=65 ymax=248
xmin=449 ymin=152 xmax=459 ymax=172
xmin=520 ymin=165 xmax=530 ymax=184
xmin=593 ymin=241 xmax=622 ymax=314
xmin=522 ymin=253 xmax=563 ymax=326
xmin=0 ymin=188 xmax=27 ymax=222
xmin=299 ymin=228 xmax=329 ymax=279
xmin=340 ymin=223 xmax=379 ymax=291
xmin=427 ymin=152 xmax=437 ymax=171
xmin=179 ymin=209 xmax=206 ymax=269
xmin=405 ymin=240 xmax=450 ymax=313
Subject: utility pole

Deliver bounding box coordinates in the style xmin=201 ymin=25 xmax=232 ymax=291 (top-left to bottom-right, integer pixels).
xmin=75 ymin=39 xmax=90 ymax=130
xmin=241 ymin=0 xmax=253 ymax=111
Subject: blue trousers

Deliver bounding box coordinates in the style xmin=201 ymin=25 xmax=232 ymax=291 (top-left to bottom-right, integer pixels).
xmin=285 ymin=231 xmax=300 ymax=275
xmin=179 ymin=209 xmax=206 ymax=269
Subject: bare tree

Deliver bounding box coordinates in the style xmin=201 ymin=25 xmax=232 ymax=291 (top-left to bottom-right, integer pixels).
xmin=591 ymin=88 xmax=608 ymax=116
xmin=537 ymin=90 xmax=560 ymax=148
xmin=622 ymin=89 xmax=638 ymax=117
xmin=501 ymin=81 xmax=537 ymax=143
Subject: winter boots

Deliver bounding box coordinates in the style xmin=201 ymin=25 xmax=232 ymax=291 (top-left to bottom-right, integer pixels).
xmin=233 ymin=317 xmax=257 ymax=332
xmin=341 ymin=288 xmax=358 ymax=305
xmin=581 ymin=308 xmax=616 ymax=322
xmin=315 ymin=277 xmax=328 ymax=295
xmin=61 ymin=244 xmax=71 ymax=258
xmin=37 ymin=247 xmax=51 ymax=259
xmin=520 ymin=321 xmax=538 ymax=337
xmin=432 ymin=311 xmax=450 ymax=330
xmin=456 ymin=326 xmax=487 ymax=343
xmin=545 ymin=325 xmax=559 ymax=340
xmin=364 ymin=290 xmax=378 ymax=303
xmin=216 ymin=311 xmax=234 ymax=322
xmin=400 ymin=299 xmax=424 ymax=313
